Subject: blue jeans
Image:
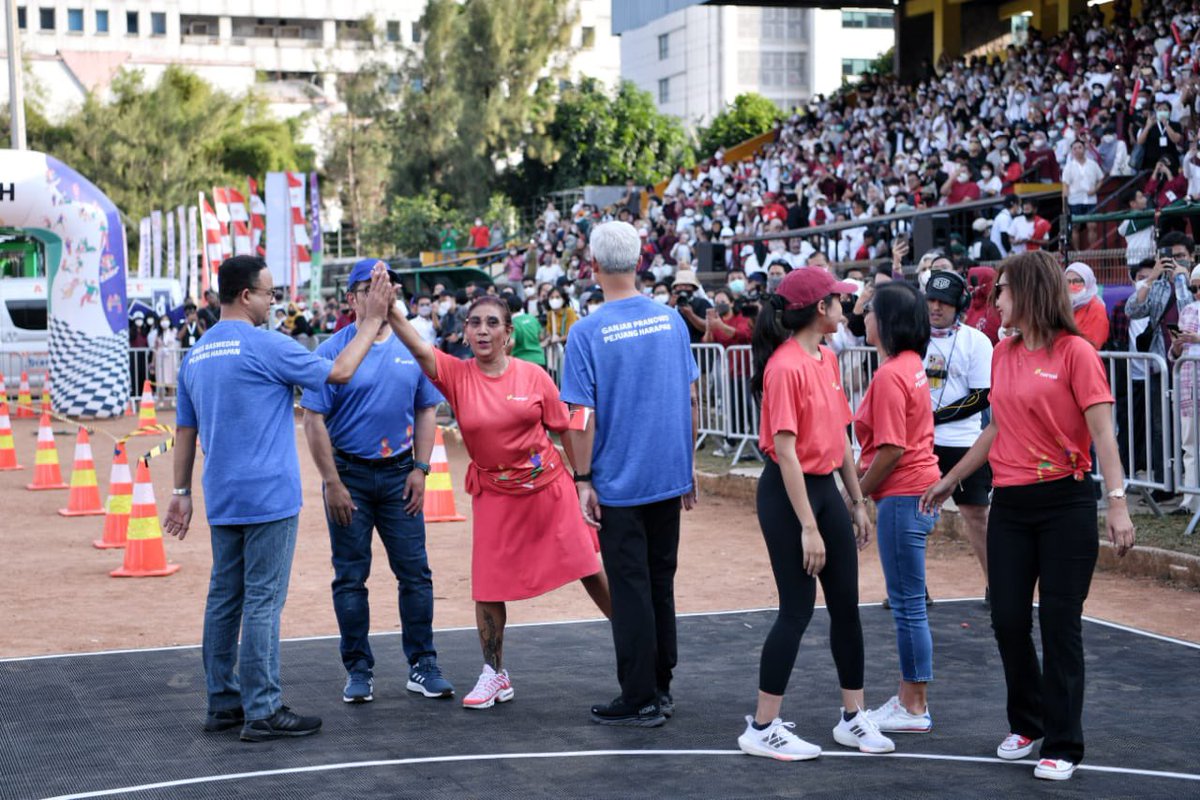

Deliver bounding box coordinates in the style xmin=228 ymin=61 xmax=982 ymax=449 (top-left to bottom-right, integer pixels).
xmin=876 ymin=496 xmax=938 ymax=683
xmin=327 ymin=456 xmax=435 ymax=673
xmin=203 ymin=515 xmax=299 ymax=721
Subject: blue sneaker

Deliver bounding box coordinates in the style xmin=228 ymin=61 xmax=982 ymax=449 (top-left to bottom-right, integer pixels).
xmin=343 ymin=670 xmax=374 ymax=704
xmin=407 ymin=655 xmax=454 ymax=698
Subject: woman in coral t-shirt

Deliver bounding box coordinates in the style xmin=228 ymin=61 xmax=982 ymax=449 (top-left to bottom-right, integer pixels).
xmin=922 ymin=251 xmax=1134 ymax=782
xmin=854 ymin=281 xmax=942 ymax=736
xmin=386 ymin=295 xmax=610 ymax=712
xmin=1064 ymin=262 xmax=1109 ymax=350
xmin=736 ymin=268 xmax=894 ymax=762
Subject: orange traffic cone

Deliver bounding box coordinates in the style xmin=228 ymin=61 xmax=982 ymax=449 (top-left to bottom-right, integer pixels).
xmin=111 ymin=460 xmax=180 ymax=578
xmin=131 ymin=380 xmax=158 ymax=433
xmin=0 ymin=400 xmax=22 ymax=471
xmin=423 ymin=427 xmax=465 ymax=522
xmin=40 ymin=372 xmax=52 ymax=415
xmin=26 ymin=411 xmax=68 ymax=490
xmin=15 ymin=372 xmax=34 ymax=418
xmin=0 ymin=370 xmax=7 ymax=403
xmin=58 ymin=427 xmax=105 ymax=516
xmin=94 ymin=443 xmax=132 ymax=548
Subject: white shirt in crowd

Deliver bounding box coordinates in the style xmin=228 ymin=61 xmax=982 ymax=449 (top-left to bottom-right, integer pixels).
xmin=1062 ymin=156 xmax=1105 ymax=205
xmin=1118 ymin=218 xmax=1155 ymax=265
xmin=1184 ymin=151 xmax=1200 ymax=198
xmin=990 ymin=207 xmax=1013 ymax=257
xmin=535 ymin=262 xmax=564 ymax=286
xmin=410 ymin=314 xmax=438 ymax=346
xmin=1009 ymin=214 xmax=1035 ymax=253
xmin=923 ymin=322 xmax=993 ymax=448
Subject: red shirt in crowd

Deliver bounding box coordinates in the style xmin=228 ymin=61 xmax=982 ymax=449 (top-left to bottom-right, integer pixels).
xmin=758 ymin=340 xmax=851 ymax=473
xmin=989 ymin=333 xmax=1114 ymax=487
xmin=708 ymin=313 xmax=753 ymax=377
xmin=945 ymin=180 xmax=981 ymax=205
xmin=761 ymin=202 xmax=788 ymax=223
xmin=469 ymin=225 xmax=490 ymax=250
xmin=1073 ymin=298 xmax=1111 ymax=350
xmin=853 ymin=350 xmax=941 ymax=500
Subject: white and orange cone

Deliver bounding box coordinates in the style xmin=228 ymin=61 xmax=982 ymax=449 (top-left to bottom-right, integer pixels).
xmin=58 ymin=427 xmax=105 ymax=516
xmin=94 ymin=443 xmax=132 ymax=549
xmin=0 ymin=399 xmax=22 ymax=471
xmin=15 ymin=371 xmax=34 ymax=418
xmin=423 ymin=427 xmax=466 ymax=522
xmin=111 ymin=460 xmax=180 ymax=577
xmin=26 ymin=411 xmax=68 ymax=490
xmin=131 ymin=380 xmax=159 ymax=434
xmin=40 ymin=371 xmax=52 ymax=415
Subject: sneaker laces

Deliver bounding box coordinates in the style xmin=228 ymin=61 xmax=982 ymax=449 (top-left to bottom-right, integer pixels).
xmin=853 ymin=708 xmax=885 ymax=738
xmin=417 ymin=657 xmax=444 ymax=678
xmin=469 ymin=668 xmax=504 ymax=696
xmin=1002 ymin=733 xmax=1028 ymax=749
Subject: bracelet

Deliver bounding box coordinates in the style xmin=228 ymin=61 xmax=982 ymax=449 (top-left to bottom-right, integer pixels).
xmin=573 ymin=472 xmax=593 ymax=483
xmin=413 ymin=460 xmax=431 ymax=476
xmin=172 ymin=487 xmax=192 ymax=497
xmin=851 ymin=496 xmax=869 ymax=505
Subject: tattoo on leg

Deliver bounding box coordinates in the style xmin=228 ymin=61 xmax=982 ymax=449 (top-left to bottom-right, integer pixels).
xmin=480 ymin=608 xmax=503 ymax=670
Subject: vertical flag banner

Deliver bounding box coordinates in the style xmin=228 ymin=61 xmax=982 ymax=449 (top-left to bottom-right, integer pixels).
xmin=176 ymin=206 xmax=188 ymax=291
xmin=264 ymin=172 xmax=289 ymax=290
xmin=200 ymin=193 xmax=223 ymax=293
xmin=248 ymin=177 xmax=266 ymax=256
xmin=138 ymin=217 xmax=151 ymax=278
xmin=187 ymin=205 xmax=199 ymax=300
xmin=211 ymin=187 xmax=233 ymax=262
xmin=309 ymin=171 xmax=323 ymax=307
xmin=165 ymin=210 xmax=176 ymax=281
xmin=227 ymin=186 xmax=252 ymax=256
xmin=287 ymin=172 xmax=311 ymax=301
xmin=150 ymin=211 xmax=163 ymax=278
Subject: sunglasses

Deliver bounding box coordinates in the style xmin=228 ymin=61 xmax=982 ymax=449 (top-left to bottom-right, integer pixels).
xmin=995 ymin=283 xmax=1009 ymax=295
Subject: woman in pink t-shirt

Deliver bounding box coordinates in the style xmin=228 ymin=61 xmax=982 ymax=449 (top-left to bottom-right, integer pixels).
xmin=854 ymin=281 xmax=942 ymax=736
xmin=922 ymin=251 xmax=1134 ymax=782
xmin=386 ymin=295 xmax=610 ymax=712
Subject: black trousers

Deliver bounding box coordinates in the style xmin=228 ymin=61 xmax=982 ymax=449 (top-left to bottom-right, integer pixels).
xmin=598 ymin=497 xmax=681 ymax=707
xmin=756 ymin=461 xmax=864 ymax=696
xmin=989 ymin=477 xmax=1098 ymax=764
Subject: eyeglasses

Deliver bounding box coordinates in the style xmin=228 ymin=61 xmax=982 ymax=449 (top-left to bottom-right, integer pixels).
xmin=995 ymin=283 xmax=1009 ymax=295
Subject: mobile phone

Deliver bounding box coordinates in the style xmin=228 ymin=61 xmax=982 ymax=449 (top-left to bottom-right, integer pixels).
xmin=1169 ymin=323 xmax=1182 ymax=335
xmin=1159 ymin=246 xmax=1176 ymax=260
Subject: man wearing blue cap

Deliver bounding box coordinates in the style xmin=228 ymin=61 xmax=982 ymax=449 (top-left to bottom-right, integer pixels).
xmin=301 ymin=259 xmax=454 ymax=704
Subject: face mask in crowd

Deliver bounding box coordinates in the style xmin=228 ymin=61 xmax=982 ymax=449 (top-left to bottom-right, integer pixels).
xmin=653 ymin=292 xmax=671 ymax=305
xmin=728 ymin=279 xmax=745 ymax=294
xmin=438 ymin=301 xmax=451 ymax=316
xmin=417 ymin=305 xmax=433 ymax=318
xmin=767 ymin=276 xmax=785 ymax=292
xmin=549 ymin=297 xmax=564 ymax=310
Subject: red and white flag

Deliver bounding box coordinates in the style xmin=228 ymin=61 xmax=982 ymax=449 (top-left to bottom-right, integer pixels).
xmin=199 ymin=192 xmax=224 ymax=292
xmin=287 ymin=172 xmax=311 ymax=301
xmin=248 ymin=177 xmax=266 ymax=257
xmin=226 ymin=186 xmax=253 ymax=256
xmin=211 ymin=187 xmax=234 ymax=261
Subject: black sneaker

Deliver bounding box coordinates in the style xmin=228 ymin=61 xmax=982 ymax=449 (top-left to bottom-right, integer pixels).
xmin=925 ymin=587 xmax=934 ymax=607
xmin=203 ymin=707 xmax=244 ymax=732
xmin=240 ymin=706 xmax=322 ymax=742
xmin=658 ymin=691 xmax=674 ymax=719
xmin=983 ymin=587 xmax=991 ymax=609
xmin=590 ymin=696 xmax=666 ymax=727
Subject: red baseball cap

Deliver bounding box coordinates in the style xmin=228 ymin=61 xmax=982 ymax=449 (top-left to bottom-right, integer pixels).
xmin=776 ymin=267 xmax=858 ymax=309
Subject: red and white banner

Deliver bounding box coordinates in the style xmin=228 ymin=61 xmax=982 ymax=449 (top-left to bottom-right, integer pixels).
xmin=199 ymin=192 xmax=224 ymax=293
xmin=211 ymin=187 xmax=234 ymax=262
xmin=287 ymin=172 xmax=311 ymax=301
xmin=226 ymin=186 xmax=253 ymax=256
xmin=248 ymin=177 xmax=266 ymax=257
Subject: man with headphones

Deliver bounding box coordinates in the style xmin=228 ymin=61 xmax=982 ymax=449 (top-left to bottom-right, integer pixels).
xmin=924 ymin=268 xmax=995 ymax=604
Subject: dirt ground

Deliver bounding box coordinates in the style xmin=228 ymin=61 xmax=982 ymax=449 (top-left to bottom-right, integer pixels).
xmin=2 ymin=410 xmax=1200 ymax=658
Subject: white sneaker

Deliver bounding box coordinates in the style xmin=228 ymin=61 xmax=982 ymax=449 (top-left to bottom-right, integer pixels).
xmin=996 ymin=733 xmax=1040 ymax=760
xmin=832 ymin=708 xmax=895 ymax=754
xmin=866 ymin=696 xmax=932 ymax=733
xmin=462 ymin=664 xmax=514 ymax=709
xmin=738 ymin=715 xmax=821 ymax=761
xmin=1034 ymin=758 xmax=1077 ymax=781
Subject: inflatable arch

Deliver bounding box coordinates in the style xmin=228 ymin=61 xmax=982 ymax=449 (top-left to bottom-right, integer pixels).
xmin=0 ymin=150 xmax=128 ymax=417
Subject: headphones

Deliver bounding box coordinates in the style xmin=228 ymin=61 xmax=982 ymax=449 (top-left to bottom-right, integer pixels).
xmin=926 ymin=270 xmax=970 ymax=314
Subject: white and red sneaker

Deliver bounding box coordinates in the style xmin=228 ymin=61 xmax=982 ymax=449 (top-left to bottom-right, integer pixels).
xmin=462 ymin=665 xmax=514 ymax=710
xmin=996 ymin=733 xmax=1040 ymax=760
xmin=1034 ymin=758 xmax=1077 ymax=781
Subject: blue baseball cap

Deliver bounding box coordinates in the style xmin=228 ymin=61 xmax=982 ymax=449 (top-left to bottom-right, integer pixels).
xmin=347 ymin=258 xmax=401 ymax=288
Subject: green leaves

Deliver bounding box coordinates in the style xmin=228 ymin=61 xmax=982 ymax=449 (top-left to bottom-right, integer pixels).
xmin=697 ymin=93 xmax=783 ymax=158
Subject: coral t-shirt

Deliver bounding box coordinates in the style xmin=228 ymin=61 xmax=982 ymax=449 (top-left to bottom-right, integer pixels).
xmin=854 ymin=350 xmax=941 ymax=500
xmin=759 ymin=340 xmax=851 ymax=474
xmin=989 ymin=334 xmax=1114 ymax=487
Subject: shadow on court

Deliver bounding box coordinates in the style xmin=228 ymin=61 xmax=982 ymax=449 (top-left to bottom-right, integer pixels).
xmin=1 ymin=602 xmax=1196 ymax=799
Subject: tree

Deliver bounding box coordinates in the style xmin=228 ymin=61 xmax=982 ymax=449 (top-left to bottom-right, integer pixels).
xmin=366 ymin=190 xmax=465 ymax=257
xmin=697 ymin=93 xmax=783 ymax=158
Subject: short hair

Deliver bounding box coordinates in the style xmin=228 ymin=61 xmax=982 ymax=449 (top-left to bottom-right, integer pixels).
xmin=872 ymin=280 xmax=931 ymax=358
xmin=1159 ymin=230 xmax=1195 ymax=251
xmin=505 ymin=293 xmax=523 ymax=314
xmin=217 ymin=256 xmax=269 ymax=304
xmin=413 ymin=293 xmax=432 ymax=304
xmin=454 ymin=289 xmax=469 ymax=305
xmin=184 ymin=303 xmax=197 ymax=312
xmin=589 ymin=221 xmax=641 ymax=274
xmin=465 ymin=295 xmax=511 ymax=326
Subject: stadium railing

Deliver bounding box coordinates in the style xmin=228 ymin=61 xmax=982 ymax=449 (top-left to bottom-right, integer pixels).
xmin=1172 ymin=354 xmax=1200 ymax=535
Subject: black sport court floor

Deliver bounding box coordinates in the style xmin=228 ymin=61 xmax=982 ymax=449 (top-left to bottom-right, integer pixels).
xmin=1 ymin=600 xmax=1197 ymax=799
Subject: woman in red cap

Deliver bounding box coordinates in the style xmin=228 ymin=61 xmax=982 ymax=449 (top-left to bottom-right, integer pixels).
xmin=737 ymin=267 xmax=895 ymax=762
xmin=385 ymin=294 xmax=611 ymax=712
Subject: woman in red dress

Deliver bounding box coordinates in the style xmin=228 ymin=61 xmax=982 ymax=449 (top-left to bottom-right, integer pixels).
xmin=387 ymin=294 xmax=611 ymax=710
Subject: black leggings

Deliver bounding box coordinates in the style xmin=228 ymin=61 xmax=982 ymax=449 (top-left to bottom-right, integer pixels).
xmin=756 ymin=461 xmax=864 ymax=695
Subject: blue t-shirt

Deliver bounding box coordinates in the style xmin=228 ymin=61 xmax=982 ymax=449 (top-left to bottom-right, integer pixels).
xmin=560 ymin=294 xmax=699 ymax=507
xmin=299 ymin=325 xmax=444 ymax=458
xmin=176 ymin=320 xmax=333 ymax=526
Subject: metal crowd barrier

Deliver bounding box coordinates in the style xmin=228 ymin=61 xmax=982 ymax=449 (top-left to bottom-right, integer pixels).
xmin=545 ymin=342 xmax=565 ymax=388
xmin=724 ymin=345 xmax=761 ymax=464
xmin=691 ymin=343 xmax=729 ymax=452
xmin=1172 ymin=354 xmax=1200 ymax=535
xmin=1100 ymin=351 xmax=1172 ymax=513
xmin=836 ymin=345 xmax=880 ymax=456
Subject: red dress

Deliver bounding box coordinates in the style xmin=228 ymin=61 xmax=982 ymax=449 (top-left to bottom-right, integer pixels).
xmin=430 ymin=349 xmax=599 ymax=602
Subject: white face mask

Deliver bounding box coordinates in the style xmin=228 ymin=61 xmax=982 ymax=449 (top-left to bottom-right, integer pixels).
xmin=653 ymin=293 xmax=670 ymax=305
xmin=417 ymin=305 xmax=433 ymax=318
xmin=438 ymin=301 xmax=451 ymax=315
xmin=549 ymin=297 xmax=564 ymax=310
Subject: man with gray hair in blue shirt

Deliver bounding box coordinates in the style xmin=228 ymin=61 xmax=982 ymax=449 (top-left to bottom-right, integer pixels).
xmin=561 ymin=221 xmax=699 ymax=728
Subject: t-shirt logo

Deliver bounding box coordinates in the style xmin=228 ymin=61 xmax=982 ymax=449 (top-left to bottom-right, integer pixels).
xmin=1033 ymin=368 xmax=1059 ymax=380
xmin=506 ymin=394 xmax=529 ymax=401
xmin=925 ymin=353 xmax=947 ymax=389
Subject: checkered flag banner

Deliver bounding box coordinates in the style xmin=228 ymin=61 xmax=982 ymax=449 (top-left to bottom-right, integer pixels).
xmin=49 ymin=317 xmax=130 ymax=418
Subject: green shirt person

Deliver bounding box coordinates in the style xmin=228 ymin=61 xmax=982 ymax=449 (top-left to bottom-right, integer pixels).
xmin=439 ymin=225 xmax=459 ymax=253
xmin=507 ymin=296 xmax=546 ymax=366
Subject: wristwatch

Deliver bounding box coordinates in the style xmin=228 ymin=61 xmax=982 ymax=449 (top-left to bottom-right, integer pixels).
xmin=573 ymin=471 xmax=593 ymax=483
xmin=172 ymin=487 xmax=192 ymax=497
xmin=413 ymin=460 xmax=431 ymax=476
xmin=1107 ymin=488 xmax=1127 ymax=501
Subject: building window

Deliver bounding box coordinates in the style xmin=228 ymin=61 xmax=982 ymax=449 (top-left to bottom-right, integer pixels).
xmin=581 ymin=26 xmax=595 ymax=48
xmin=386 ymin=20 xmax=400 ymax=42
xmin=658 ymin=33 xmax=669 ymax=60
xmin=412 ymin=22 xmax=421 ymax=43
xmin=842 ymin=11 xmax=893 ymax=29
xmin=67 ymin=8 xmax=82 ymax=31
xmin=658 ymin=77 xmax=670 ymax=104
xmin=126 ymin=10 xmax=138 ymax=34
xmin=737 ymin=8 xmax=758 ymax=38
xmin=786 ymin=52 xmax=806 ymax=87
xmin=95 ymin=9 xmax=108 ymax=33
xmin=38 ymin=6 xmax=54 ymax=30
xmin=738 ymin=51 xmax=756 ymax=85
xmin=151 ymin=12 xmax=165 ymax=35
xmin=842 ymin=58 xmax=874 ymax=77
xmin=17 ymin=6 xmax=26 ymax=29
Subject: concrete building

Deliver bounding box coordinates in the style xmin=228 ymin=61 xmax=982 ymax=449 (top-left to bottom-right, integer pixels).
xmin=614 ymin=2 xmax=894 ymax=130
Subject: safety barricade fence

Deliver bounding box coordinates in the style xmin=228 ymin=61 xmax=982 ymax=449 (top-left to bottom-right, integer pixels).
xmin=1099 ymin=351 xmax=1173 ymax=507
xmin=836 ymin=345 xmax=881 ymax=457
xmin=1172 ymin=355 xmax=1200 ymax=535
xmin=691 ymin=344 xmax=729 ymax=451
xmin=545 ymin=342 xmax=565 ymax=388
xmin=724 ymin=345 xmax=761 ymax=465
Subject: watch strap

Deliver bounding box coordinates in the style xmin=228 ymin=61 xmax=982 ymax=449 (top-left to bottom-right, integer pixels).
xmin=414 ymin=460 xmax=431 ymax=475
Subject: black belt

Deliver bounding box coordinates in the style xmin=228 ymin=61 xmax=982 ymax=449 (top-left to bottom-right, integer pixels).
xmin=334 ymin=448 xmax=413 ymax=468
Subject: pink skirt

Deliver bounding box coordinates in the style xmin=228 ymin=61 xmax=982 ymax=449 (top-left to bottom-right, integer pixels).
xmin=469 ymin=468 xmax=601 ymax=602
